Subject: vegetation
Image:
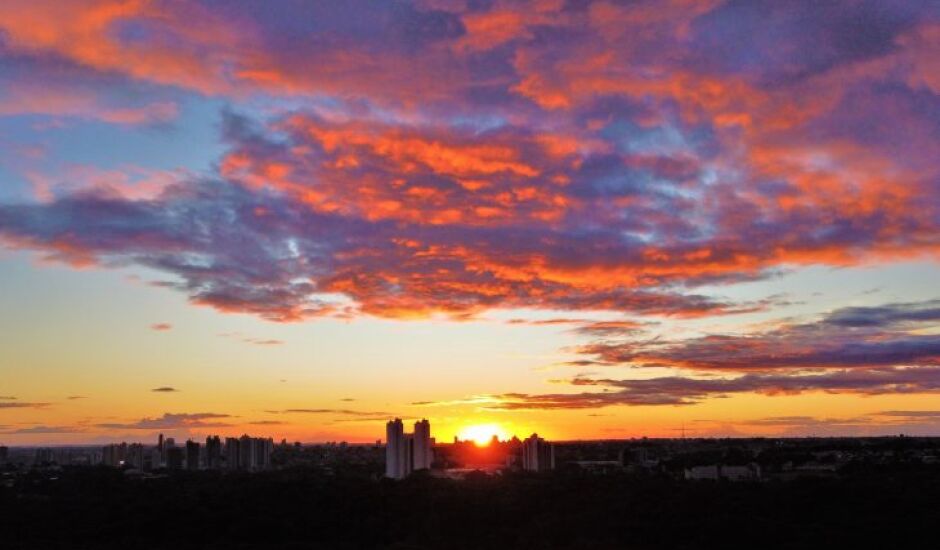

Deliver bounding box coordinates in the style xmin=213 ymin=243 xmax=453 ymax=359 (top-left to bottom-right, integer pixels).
xmin=3 ymin=463 xmax=939 ymax=549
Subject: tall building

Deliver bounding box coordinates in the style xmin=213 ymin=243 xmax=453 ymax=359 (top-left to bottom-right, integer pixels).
xmin=185 ymin=440 xmax=200 ymax=470
xmin=102 ymin=443 xmax=128 ymax=467
xmin=413 ymin=419 xmax=432 ymax=471
xmin=206 ymin=436 xmax=222 ymax=469
xmin=0 ymin=445 xmax=8 ymax=464
xmin=165 ymin=447 xmax=184 ymax=470
xmin=249 ymin=437 xmax=273 ymax=470
xmin=225 ymin=437 xmax=240 ymax=470
xmin=522 ymin=434 xmax=554 ymax=472
xmin=239 ymin=434 xmax=253 ymax=470
xmin=385 ymin=418 xmax=433 ymax=479
xmin=386 ymin=419 xmax=404 ymax=479
xmin=126 ymin=443 xmax=145 ymax=469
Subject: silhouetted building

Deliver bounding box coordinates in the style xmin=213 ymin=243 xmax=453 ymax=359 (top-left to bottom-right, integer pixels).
xmin=413 ymin=419 xmax=433 ymax=471
xmin=385 ymin=418 xmax=433 ymax=479
xmin=34 ymin=448 xmax=55 ymax=465
xmin=206 ymin=436 xmax=222 ymax=469
xmin=185 ymin=440 xmax=200 ymax=470
xmin=126 ymin=443 xmax=145 ymax=469
xmin=685 ymin=463 xmax=761 ymax=481
xmin=251 ymin=437 xmax=273 ymax=470
xmin=386 ymin=419 xmax=405 ymax=479
xmin=0 ymin=445 xmax=8 ymax=464
xmin=225 ymin=437 xmax=240 ymax=470
xmin=102 ymin=443 xmax=128 ymax=467
xmin=522 ymin=434 xmax=554 ymax=472
xmin=165 ymin=447 xmax=184 ymax=470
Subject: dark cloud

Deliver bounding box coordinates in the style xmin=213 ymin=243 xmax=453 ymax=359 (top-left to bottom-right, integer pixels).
xmin=95 ymin=412 xmax=232 ymax=430
xmin=0 ymin=425 xmax=82 ymax=434
xmin=151 ymin=387 xmax=180 ymax=393
xmin=572 ymin=300 xmax=940 ymax=372
xmin=875 ymin=410 xmax=940 ymax=418
xmin=484 ymin=367 xmax=940 ymax=409
xmin=266 ymin=409 xmax=393 ymax=417
xmin=0 ymin=402 xmax=50 ymax=409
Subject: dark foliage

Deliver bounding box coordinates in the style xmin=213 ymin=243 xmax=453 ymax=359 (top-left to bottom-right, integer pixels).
xmin=3 ymin=463 xmax=940 ymax=549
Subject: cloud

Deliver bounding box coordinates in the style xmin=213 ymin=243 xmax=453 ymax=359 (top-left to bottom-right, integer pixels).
xmin=875 ymin=410 xmax=940 ymax=418
xmin=571 ymin=300 xmax=940 ymax=371
xmin=151 ymin=387 xmax=180 ymax=393
xmin=0 ymin=2 xmax=937 ymax=324
xmin=0 ymin=425 xmax=82 ymax=434
xmin=66 ymin=395 xmax=87 ymax=400
xmin=266 ymin=408 xmax=393 ymax=417
xmin=150 ymin=323 xmax=173 ymax=331
xmin=483 ymin=367 xmax=940 ymax=409
xmin=95 ymin=412 xmax=232 ymax=430
xmin=0 ymin=402 xmax=50 ymax=409
xmin=218 ymin=332 xmax=284 ymax=346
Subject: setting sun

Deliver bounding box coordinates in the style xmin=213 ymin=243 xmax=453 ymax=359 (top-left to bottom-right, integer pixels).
xmin=457 ymin=424 xmax=510 ymax=446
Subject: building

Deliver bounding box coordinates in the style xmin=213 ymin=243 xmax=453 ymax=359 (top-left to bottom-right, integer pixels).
xmin=225 ymin=437 xmax=240 ymax=470
xmin=102 ymin=443 xmax=128 ymax=467
xmin=0 ymin=445 xmax=8 ymax=464
xmin=522 ymin=433 xmax=554 ymax=472
xmin=185 ymin=440 xmax=200 ymax=470
xmin=239 ymin=434 xmax=253 ymax=470
xmin=126 ymin=443 xmax=145 ymax=469
xmin=385 ymin=418 xmax=433 ymax=479
xmin=165 ymin=447 xmax=184 ymax=470
xmin=206 ymin=436 xmax=222 ymax=469
xmin=685 ymin=463 xmax=761 ymax=481
xmin=221 ymin=434 xmax=274 ymax=471
xmin=413 ymin=419 xmax=432 ymax=471
xmin=251 ymin=437 xmax=274 ymax=470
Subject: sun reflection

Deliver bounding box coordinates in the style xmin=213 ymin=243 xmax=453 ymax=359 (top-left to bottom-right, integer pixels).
xmin=457 ymin=423 xmax=510 ymax=446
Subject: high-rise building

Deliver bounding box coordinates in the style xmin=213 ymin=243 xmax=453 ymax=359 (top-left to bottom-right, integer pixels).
xmin=239 ymin=434 xmax=253 ymax=470
xmin=102 ymin=443 xmax=128 ymax=467
xmin=413 ymin=419 xmax=432 ymax=471
xmin=386 ymin=419 xmax=404 ymax=479
xmin=206 ymin=436 xmax=222 ymax=469
xmin=126 ymin=443 xmax=145 ymax=469
xmin=385 ymin=418 xmax=433 ymax=479
xmin=0 ymin=445 xmax=8 ymax=464
xmin=165 ymin=447 xmax=184 ymax=470
xmin=225 ymin=437 xmax=240 ymax=470
xmin=249 ymin=437 xmax=273 ymax=470
xmin=185 ymin=440 xmax=200 ymax=470
xmin=522 ymin=434 xmax=554 ymax=472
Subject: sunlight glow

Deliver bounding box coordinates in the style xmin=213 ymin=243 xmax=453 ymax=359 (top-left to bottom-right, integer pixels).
xmin=457 ymin=423 xmax=510 ymax=446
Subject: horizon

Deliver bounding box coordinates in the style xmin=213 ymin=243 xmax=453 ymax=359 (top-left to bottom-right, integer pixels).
xmin=2 ymin=1 xmax=940 ymax=448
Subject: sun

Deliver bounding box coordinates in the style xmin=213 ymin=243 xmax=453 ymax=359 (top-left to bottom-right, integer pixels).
xmin=457 ymin=423 xmax=510 ymax=446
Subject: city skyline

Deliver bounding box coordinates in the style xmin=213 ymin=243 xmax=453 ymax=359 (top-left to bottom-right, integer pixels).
xmin=2 ymin=1 xmax=940 ymax=447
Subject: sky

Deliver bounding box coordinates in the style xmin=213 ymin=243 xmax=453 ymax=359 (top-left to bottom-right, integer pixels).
xmin=1 ymin=0 xmax=939 ymax=446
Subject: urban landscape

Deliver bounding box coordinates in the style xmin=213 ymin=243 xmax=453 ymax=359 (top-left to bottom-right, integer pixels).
xmin=2 ymin=421 xmax=940 ymax=547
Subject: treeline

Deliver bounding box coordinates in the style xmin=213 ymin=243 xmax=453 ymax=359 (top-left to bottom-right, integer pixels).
xmin=2 ymin=464 xmax=939 ymax=549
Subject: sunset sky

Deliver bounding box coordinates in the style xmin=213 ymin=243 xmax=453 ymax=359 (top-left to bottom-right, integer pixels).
xmin=1 ymin=0 xmax=939 ymax=446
